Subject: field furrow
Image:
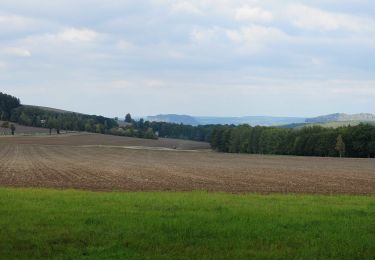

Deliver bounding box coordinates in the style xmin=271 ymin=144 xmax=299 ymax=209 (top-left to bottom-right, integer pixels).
xmin=0 ymin=134 xmax=374 ymax=194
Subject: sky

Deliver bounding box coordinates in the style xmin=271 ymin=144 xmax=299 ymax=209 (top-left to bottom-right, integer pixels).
xmin=1 ymin=0 xmax=375 ymax=118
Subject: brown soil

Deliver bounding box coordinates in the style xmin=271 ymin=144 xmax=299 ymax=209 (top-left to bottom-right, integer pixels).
xmin=0 ymin=134 xmax=374 ymax=195
xmin=0 ymin=133 xmax=210 ymax=150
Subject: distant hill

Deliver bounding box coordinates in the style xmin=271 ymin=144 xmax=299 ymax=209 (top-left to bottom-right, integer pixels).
xmin=146 ymin=114 xmax=200 ymax=125
xmin=196 ymin=116 xmax=306 ymax=126
xmin=280 ymin=121 xmax=375 ymax=129
xmin=306 ymin=113 xmax=375 ymax=123
xmin=146 ymin=113 xmax=375 ymax=127
xmin=146 ymin=114 xmax=306 ymax=126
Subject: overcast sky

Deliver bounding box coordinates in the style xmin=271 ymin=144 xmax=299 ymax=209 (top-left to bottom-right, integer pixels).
xmin=1 ymin=0 xmax=374 ymax=118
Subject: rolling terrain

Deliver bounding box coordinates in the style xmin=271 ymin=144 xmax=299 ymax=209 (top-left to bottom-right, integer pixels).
xmin=146 ymin=113 xmax=375 ymax=127
xmin=0 ymin=134 xmax=374 ymax=194
xmin=146 ymin=114 xmax=306 ymax=126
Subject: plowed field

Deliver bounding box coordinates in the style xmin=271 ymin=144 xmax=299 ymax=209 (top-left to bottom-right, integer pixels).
xmin=0 ymin=134 xmax=374 ymax=194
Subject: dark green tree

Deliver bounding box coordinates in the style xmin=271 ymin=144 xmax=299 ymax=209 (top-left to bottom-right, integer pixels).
xmin=125 ymin=113 xmax=132 ymax=123
xmin=10 ymin=124 xmax=16 ymax=135
xmin=335 ymin=134 xmax=346 ymax=157
xmin=46 ymin=118 xmax=56 ymax=135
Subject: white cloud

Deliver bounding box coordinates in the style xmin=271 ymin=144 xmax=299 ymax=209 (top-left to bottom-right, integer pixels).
xmin=0 ymin=61 xmax=6 ymax=69
xmin=57 ymin=28 xmax=99 ymax=42
xmin=0 ymin=14 xmax=40 ymax=32
xmin=1 ymin=47 xmax=31 ymax=57
xmin=330 ymin=80 xmax=375 ymax=97
xmin=226 ymin=25 xmax=288 ymax=52
xmin=235 ymin=6 xmax=273 ymax=23
xmin=111 ymin=80 xmax=132 ymax=89
xmin=1 ymin=0 xmax=375 ymax=116
xmin=145 ymin=79 xmax=165 ymax=88
xmin=116 ymin=40 xmax=134 ymax=51
xmin=168 ymin=50 xmax=186 ymax=59
xmin=190 ymin=27 xmax=219 ymax=43
xmin=20 ymin=28 xmax=100 ymax=49
xmin=288 ymin=4 xmax=375 ymax=32
xmin=170 ymin=1 xmax=202 ymax=15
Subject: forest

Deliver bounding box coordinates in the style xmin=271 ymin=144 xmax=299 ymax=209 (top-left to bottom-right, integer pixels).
xmin=0 ymin=92 xmax=159 ymax=139
xmin=148 ymin=121 xmax=214 ymax=142
xmin=12 ymin=106 xmax=119 ymax=134
xmin=0 ymin=92 xmax=21 ymax=121
xmin=1 ymin=92 xmax=118 ymax=134
xmin=2 ymin=92 xmax=375 ymax=157
xmin=210 ymin=124 xmax=375 ymax=158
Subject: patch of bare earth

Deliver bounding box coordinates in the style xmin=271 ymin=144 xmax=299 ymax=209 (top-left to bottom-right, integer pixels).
xmin=0 ymin=134 xmax=374 ymax=195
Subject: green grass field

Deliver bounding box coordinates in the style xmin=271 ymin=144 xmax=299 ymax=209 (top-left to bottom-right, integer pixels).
xmin=0 ymin=189 xmax=374 ymax=259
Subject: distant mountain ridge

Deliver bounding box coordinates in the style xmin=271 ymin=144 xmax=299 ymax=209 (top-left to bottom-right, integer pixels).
xmin=306 ymin=113 xmax=375 ymax=123
xmin=195 ymin=116 xmax=306 ymax=126
xmin=146 ymin=114 xmax=199 ymax=125
xmin=146 ymin=113 xmax=375 ymax=126
xmin=146 ymin=114 xmax=306 ymax=126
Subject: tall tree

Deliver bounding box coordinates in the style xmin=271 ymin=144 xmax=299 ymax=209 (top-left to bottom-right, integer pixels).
xmin=10 ymin=124 xmax=16 ymax=135
xmin=335 ymin=134 xmax=346 ymax=158
xmin=125 ymin=113 xmax=132 ymax=123
xmin=46 ymin=118 xmax=55 ymax=135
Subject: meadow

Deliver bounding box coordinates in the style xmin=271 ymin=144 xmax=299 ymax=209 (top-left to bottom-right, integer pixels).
xmin=0 ymin=188 xmax=374 ymax=259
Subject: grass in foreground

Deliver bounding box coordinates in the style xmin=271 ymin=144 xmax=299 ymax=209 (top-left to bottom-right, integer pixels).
xmin=0 ymin=189 xmax=374 ymax=259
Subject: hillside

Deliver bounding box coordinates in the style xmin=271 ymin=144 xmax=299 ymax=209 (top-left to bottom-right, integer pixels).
xmin=196 ymin=116 xmax=306 ymax=126
xmin=0 ymin=92 xmax=119 ymax=135
xmin=147 ymin=113 xmax=375 ymax=127
xmin=146 ymin=114 xmax=199 ymax=125
xmin=306 ymin=113 xmax=375 ymax=123
xmin=24 ymin=105 xmax=76 ymax=114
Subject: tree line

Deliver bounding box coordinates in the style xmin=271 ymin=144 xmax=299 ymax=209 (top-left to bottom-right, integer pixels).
xmin=1 ymin=92 xmax=119 ymax=135
xmin=210 ymin=124 xmax=375 ymax=158
xmin=0 ymin=92 xmax=21 ymax=121
xmin=3 ymin=91 xmax=375 ymax=157
xmin=112 ymin=115 xmax=214 ymax=141
xmin=148 ymin=121 xmax=214 ymax=142
xmin=10 ymin=106 xmax=118 ymax=134
xmin=109 ymin=114 xmax=158 ymax=139
xmin=0 ymin=93 xmax=155 ymax=139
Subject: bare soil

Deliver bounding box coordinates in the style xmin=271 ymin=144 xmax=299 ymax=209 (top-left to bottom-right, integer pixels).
xmin=0 ymin=133 xmax=210 ymax=150
xmin=0 ymin=134 xmax=374 ymax=195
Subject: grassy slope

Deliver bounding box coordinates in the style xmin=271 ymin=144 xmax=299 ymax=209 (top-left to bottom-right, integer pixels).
xmin=0 ymin=189 xmax=374 ymax=259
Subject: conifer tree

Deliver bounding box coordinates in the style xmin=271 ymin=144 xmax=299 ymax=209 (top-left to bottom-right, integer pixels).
xmin=335 ymin=134 xmax=346 ymax=158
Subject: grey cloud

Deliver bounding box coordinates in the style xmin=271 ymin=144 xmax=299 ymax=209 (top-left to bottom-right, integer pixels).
xmin=1 ymin=0 xmax=375 ymax=117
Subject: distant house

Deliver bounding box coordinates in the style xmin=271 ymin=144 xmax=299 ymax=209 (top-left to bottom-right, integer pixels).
xmin=117 ymin=120 xmax=133 ymax=128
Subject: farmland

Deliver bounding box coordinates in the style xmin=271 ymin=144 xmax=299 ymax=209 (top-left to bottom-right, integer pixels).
xmin=0 ymin=134 xmax=374 ymax=194
xmin=0 ymin=133 xmax=374 ymax=258
xmin=0 ymin=189 xmax=374 ymax=259
xmin=0 ymin=121 xmax=52 ymax=135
